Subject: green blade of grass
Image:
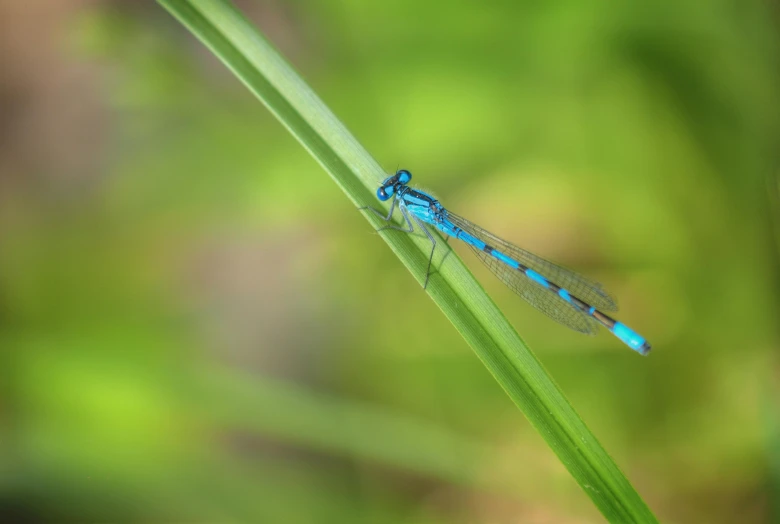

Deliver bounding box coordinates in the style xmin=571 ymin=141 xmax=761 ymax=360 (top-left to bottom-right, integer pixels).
xmin=157 ymin=1 xmax=657 ymax=521
xmin=202 ymin=369 xmax=496 ymax=492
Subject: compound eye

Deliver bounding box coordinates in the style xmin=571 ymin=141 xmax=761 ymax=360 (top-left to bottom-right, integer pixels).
xmin=377 ymin=186 xmax=393 ymax=201
xmin=397 ymin=169 xmax=412 ymax=184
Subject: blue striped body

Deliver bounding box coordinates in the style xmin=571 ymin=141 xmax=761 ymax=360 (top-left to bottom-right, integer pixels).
xmin=372 ymin=169 xmax=651 ymax=355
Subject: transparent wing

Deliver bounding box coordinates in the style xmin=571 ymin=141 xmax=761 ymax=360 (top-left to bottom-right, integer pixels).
xmin=447 ymin=212 xmax=617 ymax=311
xmin=467 ymin=239 xmax=598 ymax=334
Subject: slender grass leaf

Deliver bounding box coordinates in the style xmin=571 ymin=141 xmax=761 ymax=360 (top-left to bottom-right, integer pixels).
xmin=157 ymin=1 xmax=657 ymax=521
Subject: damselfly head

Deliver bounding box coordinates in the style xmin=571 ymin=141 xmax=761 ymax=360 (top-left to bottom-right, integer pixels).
xmin=377 ymin=169 xmax=412 ymax=201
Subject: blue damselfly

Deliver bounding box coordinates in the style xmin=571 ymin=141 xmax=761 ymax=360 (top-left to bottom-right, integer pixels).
xmin=361 ymin=169 xmax=650 ymax=355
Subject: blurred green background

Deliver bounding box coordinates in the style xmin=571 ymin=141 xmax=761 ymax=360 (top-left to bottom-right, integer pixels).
xmin=1 ymin=0 xmax=779 ymax=522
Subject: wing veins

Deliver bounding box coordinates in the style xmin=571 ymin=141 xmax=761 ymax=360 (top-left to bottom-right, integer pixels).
xmin=448 ymin=212 xmax=618 ymax=312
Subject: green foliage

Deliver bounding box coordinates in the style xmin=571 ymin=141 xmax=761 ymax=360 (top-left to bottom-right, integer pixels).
xmin=2 ymin=0 xmax=778 ymax=522
xmin=157 ymin=1 xmax=658 ymax=521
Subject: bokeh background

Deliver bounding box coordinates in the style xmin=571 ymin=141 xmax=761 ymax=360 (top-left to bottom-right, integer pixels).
xmin=1 ymin=1 xmax=779 ymax=522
